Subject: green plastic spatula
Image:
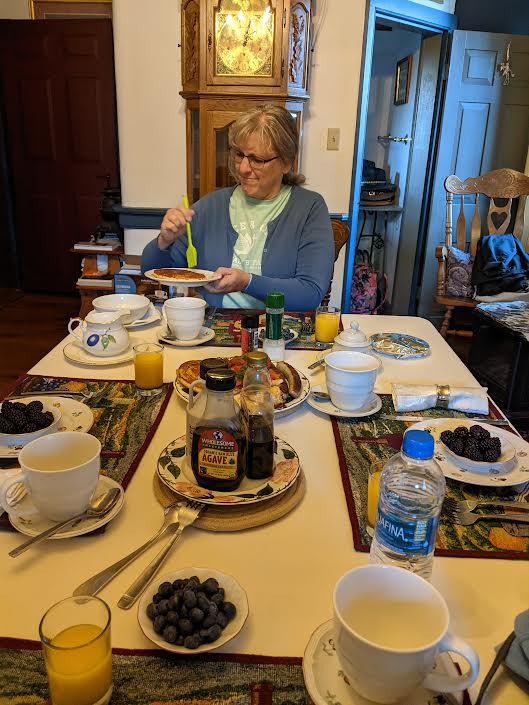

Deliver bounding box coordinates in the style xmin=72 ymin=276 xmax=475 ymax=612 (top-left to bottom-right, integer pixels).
xmin=182 ymin=194 xmax=197 ymax=268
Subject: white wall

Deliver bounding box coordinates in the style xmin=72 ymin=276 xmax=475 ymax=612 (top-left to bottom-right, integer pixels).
xmin=0 ymin=0 xmax=30 ymax=19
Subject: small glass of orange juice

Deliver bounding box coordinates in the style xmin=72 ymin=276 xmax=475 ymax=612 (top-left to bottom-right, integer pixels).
xmin=133 ymin=342 xmax=164 ymax=396
xmin=367 ymin=460 xmax=385 ymax=531
xmin=39 ymin=595 xmax=112 ymax=705
xmin=315 ymin=305 xmax=340 ymax=343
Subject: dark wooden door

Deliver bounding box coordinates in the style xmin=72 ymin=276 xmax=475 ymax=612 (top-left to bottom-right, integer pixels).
xmin=0 ymin=19 xmax=119 ymax=292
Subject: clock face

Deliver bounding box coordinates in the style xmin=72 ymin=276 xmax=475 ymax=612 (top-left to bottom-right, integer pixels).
xmin=215 ymin=10 xmax=274 ymax=77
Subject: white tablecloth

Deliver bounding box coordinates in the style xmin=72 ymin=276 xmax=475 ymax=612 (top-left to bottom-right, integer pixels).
xmin=1 ymin=314 xmax=526 ymax=705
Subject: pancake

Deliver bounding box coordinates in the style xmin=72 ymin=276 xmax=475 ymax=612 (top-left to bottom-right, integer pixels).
xmin=177 ymin=360 xmax=201 ymax=389
xmin=153 ymin=268 xmax=206 ymax=280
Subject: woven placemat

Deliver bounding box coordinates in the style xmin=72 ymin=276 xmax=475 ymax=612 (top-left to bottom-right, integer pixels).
xmin=153 ymin=469 xmax=306 ymax=531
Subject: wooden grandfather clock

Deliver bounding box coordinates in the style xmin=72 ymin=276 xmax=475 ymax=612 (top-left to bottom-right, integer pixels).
xmin=181 ymin=0 xmax=312 ymax=201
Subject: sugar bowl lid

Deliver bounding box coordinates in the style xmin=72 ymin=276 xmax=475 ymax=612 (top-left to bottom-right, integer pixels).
xmin=334 ymin=321 xmax=369 ymax=347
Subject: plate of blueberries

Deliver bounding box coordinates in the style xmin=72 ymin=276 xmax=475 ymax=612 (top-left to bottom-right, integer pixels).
xmin=137 ymin=567 xmax=248 ymax=653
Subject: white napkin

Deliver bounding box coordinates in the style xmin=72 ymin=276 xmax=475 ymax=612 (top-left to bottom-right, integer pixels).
xmin=391 ymin=384 xmax=489 ymax=414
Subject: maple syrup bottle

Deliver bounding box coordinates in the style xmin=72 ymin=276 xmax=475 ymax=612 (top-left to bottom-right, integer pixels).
xmin=191 ymin=369 xmax=246 ymax=492
xmin=242 ymin=352 xmax=274 ymax=480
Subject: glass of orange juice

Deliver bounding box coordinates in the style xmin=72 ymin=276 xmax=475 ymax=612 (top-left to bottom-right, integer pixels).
xmin=39 ymin=595 xmax=112 ymax=705
xmin=367 ymin=460 xmax=385 ymax=531
xmin=133 ymin=342 xmax=164 ymax=396
xmin=315 ymin=305 xmax=340 ymax=343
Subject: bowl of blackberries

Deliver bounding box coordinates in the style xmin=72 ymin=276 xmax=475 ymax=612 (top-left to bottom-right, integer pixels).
xmin=0 ymin=398 xmax=62 ymax=445
xmin=138 ymin=567 xmax=248 ymax=653
xmin=439 ymin=421 xmax=515 ymax=473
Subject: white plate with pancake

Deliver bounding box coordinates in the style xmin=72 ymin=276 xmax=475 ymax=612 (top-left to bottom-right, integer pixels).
xmin=174 ymin=357 xmax=310 ymax=418
xmin=144 ymin=268 xmax=222 ymax=287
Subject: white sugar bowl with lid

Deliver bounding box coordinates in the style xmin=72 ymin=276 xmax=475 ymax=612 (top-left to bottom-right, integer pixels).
xmin=332 ymin=322 xmax=371 ymax=354
xmin=68 ymin=310 xmax=130 ymax=357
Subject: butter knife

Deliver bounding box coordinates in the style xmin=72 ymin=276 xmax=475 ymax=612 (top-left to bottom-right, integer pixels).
xmin=380 ymin=414 xmax=510 ymax=426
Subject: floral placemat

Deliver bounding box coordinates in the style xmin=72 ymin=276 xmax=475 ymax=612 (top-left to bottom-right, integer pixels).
xmin=332 ymin=395 xmax=529 ymax=559
xmin=0 ymin=375 xmax=172 ymax=532
xmin=0 ymin=638 xmax=306 ymax=705
xmin=205 ymin=309 xmax=335 ymax=351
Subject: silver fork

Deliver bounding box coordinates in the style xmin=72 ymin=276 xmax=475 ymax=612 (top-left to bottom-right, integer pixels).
xmin=443 ymin=497 xmax=529 ymax=514
xmin=7 ymin=382 xmax=110 ymax=403
xmin=443 ymin=505 xmax=529 ymax=526
xmin=117 ymin=500 xmax=204 ymax=609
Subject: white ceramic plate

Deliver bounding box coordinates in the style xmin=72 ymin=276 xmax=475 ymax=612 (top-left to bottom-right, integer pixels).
xmin=409 ymin=418 xmax=529 ymax=487
xmin=159 ymin=326 xmax=215 ymax=347
xmin=144 ymin=268 xmax=222 ymax=287
xmin=125 ymin=303 xmax=161 ymax=329
xmin=306 ymin=385 xmax=382 ymax=419
xmin=173 ymin=366 xmax=310 ymax=419
xmin=137 ymin=567 xmax=248 ymax=654
xmin=63 ymin=341 xmax=134 ymax=366
xmin=302 ymin=620 xmax=465 ymax=705
xmin=0 ymin=396 xmax=94 ymax=459
xmin=157 ymin=434 xmax=300 ymax=505
xmin=9 ymin=475 xmax=124 ymax=538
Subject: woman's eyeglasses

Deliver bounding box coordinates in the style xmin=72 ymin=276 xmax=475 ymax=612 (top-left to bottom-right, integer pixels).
xmin=230 ymin=147 xmax=280 ymax=170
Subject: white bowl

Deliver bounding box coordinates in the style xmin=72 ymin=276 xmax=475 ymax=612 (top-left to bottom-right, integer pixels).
xmin=0 ymin=399 xmax=62 ymax=445
xmin=137 ymin=566 xmax=248 ymax=654
xmin=439 ymin=420 xmax=516 ymax=474
xmin=92 ymin=294 xmax=150 ymax=325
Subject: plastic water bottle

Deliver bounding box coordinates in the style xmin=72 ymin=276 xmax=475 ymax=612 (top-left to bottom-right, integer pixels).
xmin=369 ymin=429 xmax=445 ymax=581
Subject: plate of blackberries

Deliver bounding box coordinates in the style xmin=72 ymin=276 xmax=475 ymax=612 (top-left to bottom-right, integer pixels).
xmin=138 ymin=567 xmax=248 ymax=653
xmin=439 ymin=422 xmax=515 ymax=473
xmin=0 ymin=398 xmax=61 ymax=444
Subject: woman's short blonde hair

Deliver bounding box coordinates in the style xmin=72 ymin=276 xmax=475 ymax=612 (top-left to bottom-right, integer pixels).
xmin=228 ymin=104 xmax=305 ymax=186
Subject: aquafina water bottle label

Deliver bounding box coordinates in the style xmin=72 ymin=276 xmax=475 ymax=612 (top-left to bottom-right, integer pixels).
xmin=374 ymin=507 xmax=438 ymax=555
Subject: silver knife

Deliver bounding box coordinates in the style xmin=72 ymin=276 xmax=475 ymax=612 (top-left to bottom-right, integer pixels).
xmin=380 ymin=414 xmax=510 ymax=426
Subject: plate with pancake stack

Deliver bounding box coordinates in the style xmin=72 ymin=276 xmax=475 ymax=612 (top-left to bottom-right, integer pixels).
xmin=144 ymin=268 xmax=222 ymax=287
xmin=174 ymin=355 xmax=310 ymax=418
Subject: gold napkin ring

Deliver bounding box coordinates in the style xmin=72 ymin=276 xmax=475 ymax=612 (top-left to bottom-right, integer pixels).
xmin=436 ymin=384 xmax=450 ymax=409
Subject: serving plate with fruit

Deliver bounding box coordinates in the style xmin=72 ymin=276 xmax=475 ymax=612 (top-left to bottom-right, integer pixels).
xmin=0 ymin=399 xmax=61 ymax=445
xmin=138 ymin=567 xmax=248 ymax=653
xmin=409 ymin=418 xmax=529 ymax=487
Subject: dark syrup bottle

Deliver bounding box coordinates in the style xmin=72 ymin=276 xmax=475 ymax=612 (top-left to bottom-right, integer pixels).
xmin=242 ymin=351 xmax=275 ymax=480
xmin=247 ymin=415 xmax=275 ymax=480
xmin=190 ymin=369 xmax=246 ymax=492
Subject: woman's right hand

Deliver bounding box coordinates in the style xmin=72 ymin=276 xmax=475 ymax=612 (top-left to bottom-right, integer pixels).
xmin=158 ymin=207 xmax=195 ymax=249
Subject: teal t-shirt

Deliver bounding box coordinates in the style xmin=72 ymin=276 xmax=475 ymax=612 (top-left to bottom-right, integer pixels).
xmin=223 ymin=185 xmax=292 ymax=308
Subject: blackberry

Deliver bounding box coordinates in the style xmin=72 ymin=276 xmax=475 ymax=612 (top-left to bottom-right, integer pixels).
xmin=29 ymin=411 xmax=50 ymax=429
xmin=453 ymin=426 xmax=469 ymax=438
xmin=1 ymin=401 xmax=16 ymax=419
xmin=21 ymin=423 xmax=39 ymax=433
xmin=440 ymin=430 xmax=454 ymax=446
xmin=0 ymin=416 xmax=15 ymax=434
xmin=43 ymin=411 xmax=54 ymax=424
xmin=9 ymin=409 xmax=28 ymax=431
xmin=12 ymin=402 xmax=27 ymax=413
xmin=466 ymin=447 xmax=483 ymax=462
xmin=482 ymin=437 xmax=501 ymax=452
xmin=450 ymin=439 xmax=465 ymax=456
xmin=26 ymin=400 xmax=44 ymax=413
xmin=469 ymin=424 xmax=490 ymax=440
xmin=483 ymin=449 xmax=500 ymax=463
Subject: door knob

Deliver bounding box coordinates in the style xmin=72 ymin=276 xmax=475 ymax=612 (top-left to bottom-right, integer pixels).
xmin=377 ymin=134 xmax=412 ymax=144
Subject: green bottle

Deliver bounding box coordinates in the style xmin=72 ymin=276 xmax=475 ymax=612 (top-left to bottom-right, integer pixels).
xmin=263 ymin=292 xmax=285 ymax=362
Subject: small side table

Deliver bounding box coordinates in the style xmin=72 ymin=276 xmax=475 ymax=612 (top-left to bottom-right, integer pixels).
xmin=469 ymin=301 xmax=529 ymax=421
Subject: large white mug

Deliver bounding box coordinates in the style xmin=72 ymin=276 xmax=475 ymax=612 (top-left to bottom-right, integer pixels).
xmin=333 ymin=565 xmax=479 ymax=704
xmin=325 ymin=350 xmax=381 ymax=410
xmin=162 ymin=297 xmax=207 ymax=340
xmin=0 ymin=432 xmax=101 ymax=521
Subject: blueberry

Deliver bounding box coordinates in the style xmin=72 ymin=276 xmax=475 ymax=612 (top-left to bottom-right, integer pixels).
xmin=172 ymin=579 xmax=185 ymax=591
xmin=206 ymin=624 xmax=222 ymax=643
xmin=86 ymin=334 xmax=99 ymax=347
xmin=189 ymin=607 xmax=205 ymax=624
xmin=202 ymin=614 xmax=217 ymax=629
xmin=197 ymin=594 xmax=210 ymax=612
xmin=210 ymin=592 xmax=224 ymax=606
xmin=158 ymin=581 xmax=173 ymax=597
xmin=146 ymin=603 xmax=159 ymax=620
xmin=222 ymin=602 xmax=237 ymax=621
xmin=157 ymin=599 xmax=170 ymax=615
xmin=183 ymin=589 xmax=197 ymax=609
xmin=202 ymin=578 xmax=219 ymax=596
xmin=178 ymin=618 xmax=194 ymax=635
xmin=152 ymin=593 xmax=163 ymax=604
xmin=180 ymin=606 xmax=188 ymax=618
xmin=168 ymin=593 xmax=181 ymax=611
xmin=216 ymin=612 xmax=228 ymax=629
xmin=208 ymin=603 xmax=218 ymax=617
xmin=166 ymin=610 xmax=179 ymax=626
xmin=176 ymin=635 xmax=185 ymax=646
xmin=184 ymin=634 xmax=201 ymax=649
xmin=153 ymin=615 xmax=166 ymax=634
xmin=163 ymin=625 xmax=178 ymax=643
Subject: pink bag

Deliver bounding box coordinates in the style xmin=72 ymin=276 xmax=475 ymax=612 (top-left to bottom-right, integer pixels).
xmin=350 ymin=251 xmax=378 ymax=313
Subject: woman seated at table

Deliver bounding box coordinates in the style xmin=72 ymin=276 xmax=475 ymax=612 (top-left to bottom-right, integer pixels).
xmin=141 ymin=104 xmax=334 ymax=311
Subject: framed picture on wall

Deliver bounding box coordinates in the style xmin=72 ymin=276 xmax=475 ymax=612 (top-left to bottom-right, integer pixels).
xmin=394 ymin=55 xmax=412 ymax=105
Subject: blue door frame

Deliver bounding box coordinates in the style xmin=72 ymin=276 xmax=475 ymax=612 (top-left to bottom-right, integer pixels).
xmin=341 ymin=0 xmax=457 ymax=312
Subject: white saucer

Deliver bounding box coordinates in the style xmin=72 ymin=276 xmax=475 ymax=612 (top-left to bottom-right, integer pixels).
xmin=159 ymin=326 xmax=215 ymax=347
xmin=307 ymin=385 xmax=382 ymax=418
xmin=125 ymin=303 xmax=161 ymax=329
xmin=144 ymin=268 xmax=222 ymax=287
xmin=63 ymin=341 xmax=134 ymax=366
xmin=9 ymin=475 xmax=124 ymax=538
xmin=0 ymin=396 xmax=94 ymax=459
xmin=302 ymin=620 xmax=465 ymax=705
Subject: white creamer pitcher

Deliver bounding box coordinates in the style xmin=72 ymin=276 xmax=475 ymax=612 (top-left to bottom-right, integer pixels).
xmin=68 ymin=310 xmax=129 ymax=357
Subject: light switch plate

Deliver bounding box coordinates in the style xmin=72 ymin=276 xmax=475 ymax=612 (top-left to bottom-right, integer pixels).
xmin=327 ymin=128 xmax=340 ymax=151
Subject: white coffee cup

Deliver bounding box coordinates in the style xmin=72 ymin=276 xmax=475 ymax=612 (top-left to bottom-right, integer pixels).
xmin=333 ymin=565 xmax=479 ymax=704
xmin=162 ymin=296 xmax=207 ymax=340
xmin=0 ymin=432 xmax=101 ymax=521
xmin=325 ymin=350 xmax=381 ymax=410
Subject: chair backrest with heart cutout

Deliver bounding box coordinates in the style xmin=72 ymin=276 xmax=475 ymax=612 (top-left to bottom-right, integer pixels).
xmin=443 ymin=168 xmax=529 ymax=257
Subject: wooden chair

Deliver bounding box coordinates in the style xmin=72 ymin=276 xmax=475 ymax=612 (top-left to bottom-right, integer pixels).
xmin=322 ymin=219 xmax=350 ymax=305
xmin=435 ymin=168 xmax=529 ymax=338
